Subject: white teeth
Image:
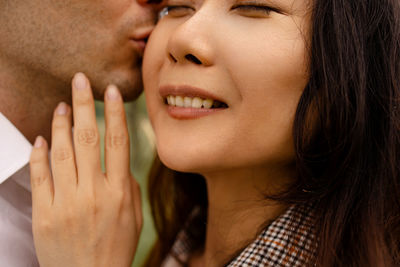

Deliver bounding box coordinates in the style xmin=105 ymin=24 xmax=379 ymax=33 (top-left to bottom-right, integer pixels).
xmin=192 ymin=97 xmax=203 ymax=108
xmin=166 ymin=95 xmax=221 ymax=109
xmin=175 ymin=96 xmax=184 ymax=107
xmin=183 ymin=97 xmax=192 ymax=108
xmin=202 ymin=99 xmax=213 ymax=109
xmin=170 ymin=95 xmax=176 ymax=106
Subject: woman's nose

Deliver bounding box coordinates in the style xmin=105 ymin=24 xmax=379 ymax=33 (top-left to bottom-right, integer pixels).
xmin=166 ymin=14 xmax=215 ymax=67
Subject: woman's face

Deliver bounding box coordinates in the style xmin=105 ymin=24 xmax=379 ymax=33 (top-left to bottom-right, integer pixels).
xmin=143 ymin=0 xmax=312 ymax=174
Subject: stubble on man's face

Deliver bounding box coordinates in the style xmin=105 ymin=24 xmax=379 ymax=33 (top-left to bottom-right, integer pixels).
xmin=0 ymin=0 xmax=156 ymax=101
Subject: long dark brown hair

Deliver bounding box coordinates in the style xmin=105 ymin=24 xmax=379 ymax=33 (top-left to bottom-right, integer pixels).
xmin=144 ymin=0 xmax=400 ymax=266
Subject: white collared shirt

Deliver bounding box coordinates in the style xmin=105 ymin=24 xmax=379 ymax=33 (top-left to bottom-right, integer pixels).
xmin=0 ymin=113 xmax=39 ymax=266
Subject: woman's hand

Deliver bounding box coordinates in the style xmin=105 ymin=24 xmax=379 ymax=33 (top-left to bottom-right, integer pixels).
xmin=29 ymin=73 xmax=142 ymax=267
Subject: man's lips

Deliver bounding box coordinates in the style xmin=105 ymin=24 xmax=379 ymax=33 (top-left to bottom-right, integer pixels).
xmin=131 ymin=26 xmax=153 ymax=40
xmin=130 ymin=39 xmax=146 ymax=54
xmin=130 ymin=27 xmax=153 ymax=54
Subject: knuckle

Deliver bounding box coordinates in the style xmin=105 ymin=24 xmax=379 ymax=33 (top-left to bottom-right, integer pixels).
xmin=106 ymin=132 xmax=128 ymax=149
xmin=76 ymin=128 xmax=99 ymax=146
xmin=53 ymin=148 xmax=73 ymax=163
xmin=114 ymin=189 xmax=132 ymax=210
xmin=112 ymin=188 xmax=127 ymax=204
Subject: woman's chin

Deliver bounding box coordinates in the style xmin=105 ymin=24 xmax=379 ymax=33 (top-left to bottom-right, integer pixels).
xmin=157 ymin=148 xmax=207 ymax=174
xmin=158 ymin=153 xmax=195 ymax=173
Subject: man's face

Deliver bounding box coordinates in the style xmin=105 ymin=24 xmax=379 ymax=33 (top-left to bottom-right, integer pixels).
xmin=0 ymin=0 xmax=156 ymax=100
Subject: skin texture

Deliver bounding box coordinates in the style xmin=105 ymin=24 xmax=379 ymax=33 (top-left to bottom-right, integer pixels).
xmin=0 ymin=0 xmax=156 ymax=143
xmin=143 ymin=0 xmax=312 ymax=265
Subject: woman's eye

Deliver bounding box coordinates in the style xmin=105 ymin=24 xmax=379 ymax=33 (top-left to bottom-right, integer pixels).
xmin=232 ymin=5 xmax=278 ymax=17
xmin=158 ymin=6 xmax=194 ymax=19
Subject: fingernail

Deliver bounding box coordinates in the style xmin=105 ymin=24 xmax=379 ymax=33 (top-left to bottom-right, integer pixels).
xmin=106 ymin=85 xmax=120 ymax=101
xmin=73 ymin=73 xmax=88 ymax=90
xmin=56 ymin=102 xmax=68 ymax=115
xmin=34 ymin=136 xmax=44 ymax=148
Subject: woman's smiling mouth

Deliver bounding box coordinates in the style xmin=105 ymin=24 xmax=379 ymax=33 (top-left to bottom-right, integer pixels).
xmin=159 ymin=85 xmax=229 ymax=119
xmin=165 ymin=95 xmax=228 ymax=109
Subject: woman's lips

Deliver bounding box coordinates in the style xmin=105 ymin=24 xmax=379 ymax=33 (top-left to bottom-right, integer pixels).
xmin=166 ymin=106 xmax=225 ymax=120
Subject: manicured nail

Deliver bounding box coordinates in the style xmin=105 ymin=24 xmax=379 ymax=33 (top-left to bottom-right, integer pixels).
xmin=106 ymin=85 xmax=120 ymax=101
xmin=73 ymin=73 xmax=88 ymax=90
xmin=34 ymin=136 xmax=44 ymax=148
xmin=56 ymin=102 xmax=68 ymax=115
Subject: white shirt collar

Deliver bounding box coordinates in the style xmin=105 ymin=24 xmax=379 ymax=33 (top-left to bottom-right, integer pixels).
xmin=0 ymin=113 xmax=32 ymax=187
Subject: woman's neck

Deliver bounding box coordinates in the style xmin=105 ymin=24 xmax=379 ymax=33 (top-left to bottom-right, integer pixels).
xmin=189 ymin=165 xmax=295 ymax=267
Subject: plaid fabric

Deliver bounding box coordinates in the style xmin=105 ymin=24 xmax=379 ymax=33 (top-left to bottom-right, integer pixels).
xmin=161 ymin=203 xmax=317 ymax=267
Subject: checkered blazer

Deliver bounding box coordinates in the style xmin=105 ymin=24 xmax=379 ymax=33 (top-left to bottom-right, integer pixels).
xmin=161 ymin=203 xmax=317 ymax=267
